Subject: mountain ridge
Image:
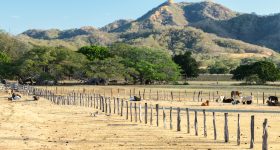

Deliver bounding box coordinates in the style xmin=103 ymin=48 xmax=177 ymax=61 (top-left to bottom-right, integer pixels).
xmin=18 ymin=0 xmax=280 ymax=58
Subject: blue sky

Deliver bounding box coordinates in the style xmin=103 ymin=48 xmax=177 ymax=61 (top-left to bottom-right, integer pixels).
xmin=0 ymin=0 xmax=279 ymax=34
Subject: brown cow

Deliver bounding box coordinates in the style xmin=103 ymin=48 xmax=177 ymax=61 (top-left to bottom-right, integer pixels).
xmin=231 ymin=91 xmax=242 ymax=98
xmin=201 ymin=100 xmax=209 ymax=106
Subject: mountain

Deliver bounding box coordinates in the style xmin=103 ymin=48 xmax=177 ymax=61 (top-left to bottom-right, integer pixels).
xmin=19 ymin=0 xmax=279 ymax=60
xmin=100 ymin=19 xmax=133 ymax=32
xmin=112 ymin=1 xmax=238 ymax=32
xmin=192 ymin=13 xmax=280 ymax=51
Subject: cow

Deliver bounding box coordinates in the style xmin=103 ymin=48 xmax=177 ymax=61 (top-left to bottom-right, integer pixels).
xmin=232 ymin=100 xmax=241 ymax=105
xmin=201 ymin=100 xmax=209 ymax=106
xmin=267 ymin=96 xmax=278 ymax=106
xmin=241 ymin=96 xmax=253 ymax=105
xmin=223 ymin=98 xmax=234 ymax=103
xmin=216 ymin=96 xmax=225 ymax=102
xmin=231 ymin=91 xmax=242 ymax=99
xmin=130 ymin=96 xmax=141 ymax=101
xmin=33 ymin=96 xmax=40 ymax=101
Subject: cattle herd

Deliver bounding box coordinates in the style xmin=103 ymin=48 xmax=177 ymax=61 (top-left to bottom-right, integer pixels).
xmin=199 ymin=91 xmax=280 ymax=106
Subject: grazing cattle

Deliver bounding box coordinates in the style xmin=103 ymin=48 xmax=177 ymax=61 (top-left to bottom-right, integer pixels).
xmin=130 ymin=96 xmax=141 ymax=101
xmin=33 ymin=96 xmax=40 ymax=101
xmin=216 ymin=96 xmax=225 ymax=102
xmin=231 ymin=91 xmax=242 ymax=98
xmin=232 ymin=100 xmax=240 ymax=105
xmin=223 ymin=98 xmax=234 ymax=103
xmin=267 ymin=96 xmax=279 ymax=106
xmin=201 ymin=100 xmax=209 ymax=106
xmin=241 ymin=96 xmax=253 ymax=105
xmin=11 ymin=92 xmax=22 ymax=100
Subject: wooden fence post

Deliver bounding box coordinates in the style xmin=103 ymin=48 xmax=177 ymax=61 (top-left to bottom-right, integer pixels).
xmin=163 ymin=107 xmax=166 ymax=129
xmin=262 ymin=119 xmax=268 ymax=150
xmin=117 ymin=98 xmax=120 ymax=115
xmin=224 ymin=113 xmax=229 ymax=143
xmin=150 ymin=104 xmax=153 ymax=125
xmin=156 ymin=104 xmax=159 ymax=127
xmin=195 ymin=111 xmax=198 ymax=136
xmin=170 ymin=107 xmax=173 ymax=130
xmin=109 ymin=98 xmax=111 ymax=114
xmin=186 ymin=108 xmax=190 ymax=134
xmin=171 ymin=92 xmax=174 ymax=101
xmin=177 ymin=107 xmax=181 ymax=131
xmin=145 ymin=103 xmax=148 ymax=124
xmin=213 ymin=112 xmax=217 ymax=140
xmin=143 ymin=89 xmax=146 ymax=100
xmin=250 ymin=115 xmax=255 ymax=149
xmin=193 ymin=91 xmax=196 ymax=101
xmin=126 ymin=101 xmax=129 ymax=120
xmin=139 ymin=103 xmax=142 ymax=123
xmin=237 ymin=114 xmax=241 ymax=145
xmin=134 ymin=103 xmax=137 ymax=122
xmin=263 ymin=92 xmax=265 ymax=104
xmin=113 ymin=98 xmax=116 ymax=114
xmin=130 ymin=102 xmax=132 ymax=122
xmin=121 ymin=99 xmax=124 ymax=116
xmin=203 ymin=110 xmax=207 ymax=137
xmin=157 ymin=91 xmax=159 ymax=100
xmin=102 ymin=97 xmax=105 ymax=112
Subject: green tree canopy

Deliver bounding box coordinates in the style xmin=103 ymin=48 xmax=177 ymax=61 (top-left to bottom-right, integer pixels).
xmin=16 ymin=46 xmax=87 ymax=83
xmin=77 ymin=45 xmax=110 ymax=61
xmin=110 ymin=43 xmax=180 ymax=84
xmin=231 ymin=61 xmax=280 ymax=84
xmin=173 ymin=51 xmax=199 ymax=78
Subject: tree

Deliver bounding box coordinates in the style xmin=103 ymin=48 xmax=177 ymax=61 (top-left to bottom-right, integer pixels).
xmin=173 ymin=51 xmax=199 ymax=82
xmin=110 ymin=43 xmax=180 ymax=84
xmin=77 ymin=45 xmax=110 ymax=61
xmin=231 ymin=61 xmax=280 ymax=84
xmin=16 ymin=46 xmax=87 ymax=83
xmin=84 ymin=57 xmax=128 ymax=81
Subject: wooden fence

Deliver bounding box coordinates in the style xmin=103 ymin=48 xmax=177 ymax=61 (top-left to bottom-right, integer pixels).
xmin=18 ymin=85 xmax=271 ymax=150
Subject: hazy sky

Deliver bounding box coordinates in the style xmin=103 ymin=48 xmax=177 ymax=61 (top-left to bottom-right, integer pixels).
xmin=1 ymin=0 xmax=279 ymax=34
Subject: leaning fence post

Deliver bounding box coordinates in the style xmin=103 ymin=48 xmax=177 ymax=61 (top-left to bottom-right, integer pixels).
xmin=250 ymin=115 xmax=255 ymax=149
xmin=237 ymin=114 xmax=241 ymax=145
xmin=177 ymin=107 xmax=181 ymax=131
xmin=186 ymin=108 xmax=190 ymax=134
xmin=224 ymin=113 xmax=229 ymax=143
xmin=213 ymin=112 xmax=217 ymax=140
xmin=262 ymin=119 xmax=268 ymax=150
xmin=194 ymin=111 xmax=198 ymax=136
xmin=203 ymin=109 xmax=207 ymax=137
xmin=156 ymin=104 xmax=159 ymax=127
xmin=170 ymin=107 xmax=173 ymax=130
xmin=163 ymin=107 xmax=166 ymax=129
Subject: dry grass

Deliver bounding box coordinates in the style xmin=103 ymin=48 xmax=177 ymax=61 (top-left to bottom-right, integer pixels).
xmin=1 ymin=87 xmax=280 ymax=149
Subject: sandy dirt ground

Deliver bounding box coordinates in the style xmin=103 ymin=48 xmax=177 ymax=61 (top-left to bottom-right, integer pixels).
xmin=0 ymin=92 xmax=279 ymax=150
